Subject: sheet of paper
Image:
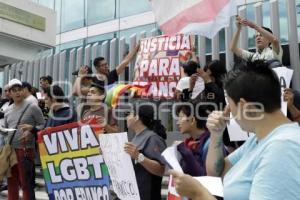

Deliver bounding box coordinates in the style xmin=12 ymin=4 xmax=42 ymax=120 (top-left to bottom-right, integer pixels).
xmin=36 ymin=92 xmax=44 ymax=100
xmin=162 ymin=145 xmax=183 ymax=172
xmin=192 ymin=77 xmax=205 ymax=99
xmin=227 ymin=117 xmax=254 ymax=141
xmin=273 ymin=67 xmax=294 ymax=116
xmin=194 ymin=176 xmax=223 ymax=197
xmin=99 ymin=132 xmax=140 ymax=200
xmin=0 ymin=127 xmax=17 ymax=132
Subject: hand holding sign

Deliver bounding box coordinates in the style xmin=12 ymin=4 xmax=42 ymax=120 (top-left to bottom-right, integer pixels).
xmin=170 ymin=170 xmax=209 ymax=200
xmin=124 ymin=142 xmax=139 ymax=160
xmin=284 ymin=88 xmax=294 ymax=108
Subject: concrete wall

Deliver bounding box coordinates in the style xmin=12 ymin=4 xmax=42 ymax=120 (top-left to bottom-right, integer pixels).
xmin=0 ymin=0 xmax=56 ymax=65
xmin=0 ymin=0 xmax=56 ymax=47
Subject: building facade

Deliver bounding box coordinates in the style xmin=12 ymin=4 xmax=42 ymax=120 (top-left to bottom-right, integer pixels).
xmin=31 ymin=0 xmax=300 ymax=53
xmin=1 ymin=0 xmax=300 ymax=91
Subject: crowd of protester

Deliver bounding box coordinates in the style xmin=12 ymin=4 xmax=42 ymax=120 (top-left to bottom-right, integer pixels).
xmin=0 ymin=16 xmax=299 ymax=200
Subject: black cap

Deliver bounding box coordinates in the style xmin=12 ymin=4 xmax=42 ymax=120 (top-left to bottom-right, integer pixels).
xmin=22 ymin=82 xmax=32 ymax=91
xmin=90 ymin=82 xmax=105 ymax=93
xmin=72 ymin=66 xmax=93 ymax=76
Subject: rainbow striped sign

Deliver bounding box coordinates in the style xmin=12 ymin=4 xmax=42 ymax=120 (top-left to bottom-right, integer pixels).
xmin=37 ymin=119 xmax=110 ymax=200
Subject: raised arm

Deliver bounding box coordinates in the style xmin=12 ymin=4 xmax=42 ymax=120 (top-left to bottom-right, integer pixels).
xmin=206 ymin=108 xmax=232 ymax=178
xmin=230 ymin=16 xmax=243 ymax=57
xmin=72 ymin=66 xmax=89 ymax=97
xmin=241 ymin=18 xmax=280 ymax=54
xmin=116 ymin=42 xmax=140 ymax=75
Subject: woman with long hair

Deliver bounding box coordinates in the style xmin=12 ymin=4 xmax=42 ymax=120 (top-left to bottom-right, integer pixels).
xmin=124 ymin=104 xmax=167 ymax=200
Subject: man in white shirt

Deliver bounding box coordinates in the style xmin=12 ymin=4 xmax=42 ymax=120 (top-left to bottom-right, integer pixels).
xmin=230 ymin=16 xmax=283 ymax=62
xmin=22 ymin=82 xmax=38 ymax=105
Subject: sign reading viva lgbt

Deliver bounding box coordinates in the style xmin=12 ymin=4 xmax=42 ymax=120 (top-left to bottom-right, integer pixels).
xmin=133 ymin=34 xmax=196 ymax=99
xmin=37 ymin=119 xmax=110 ymax=200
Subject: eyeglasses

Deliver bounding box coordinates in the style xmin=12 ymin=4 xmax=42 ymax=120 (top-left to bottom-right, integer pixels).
xmin=99 ymin=63 xmax=108 ymax=67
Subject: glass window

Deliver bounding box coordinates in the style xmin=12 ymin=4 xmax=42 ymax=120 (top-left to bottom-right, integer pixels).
xmin=87 ymin=33 xmax=115 ymax=44
xmin=205 ymin=38 xmax=212 ymax=54
xmin=0 ymin=71 xmax=4 ymax=89
xmin=219 ymin=29 xmax=225 ymax=52
xmin=56 ymin=39 xmax=84 ymax=53
xmin=61 ymin=0 xmax=85 ymax=32
xmin=246 ymin=4 xmax=256 ymax=48
xmin=87 ymin=0 xmax=115 ymax=25
xmin=117 ymin=23 xmax=157 ymax=42
xmin=296 ymin=0 xmax=300 ymax=41
xmin=278 ymin=0 xmax=288 ymax=43
xmin=117 ymin=0 xmax=151 ymax=18
xmin=262 ymin=1 xmax=271 ymax=30
xmin=55 ymin=0 xmax=62 ymax=33
xmin=39 ymin=0 xmax=54 ymax=9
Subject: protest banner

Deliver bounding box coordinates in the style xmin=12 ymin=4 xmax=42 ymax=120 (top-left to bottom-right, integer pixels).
xmin=37 ymin=119 xmax=110 ymax=200
xmin=99 ymin=132 xmax=140 ymax=200
xmin=133 ymin=34 xmax=196 ymax=99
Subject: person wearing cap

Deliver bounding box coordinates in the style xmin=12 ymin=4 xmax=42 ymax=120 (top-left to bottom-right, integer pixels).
xmin=3 ymin=79 xmax=45 ymax=200
xmin=92 ymin=43 xmax=140 ymax=86
xmin=230 ymin=16 xmax=283 ymax=62
xmin=22 ymin=82 xmax=38 ymax=105
xmin=44 ymin=85 xmax=77 ymax=128
xmin=82 ymin=83 xmax=119 ymax=133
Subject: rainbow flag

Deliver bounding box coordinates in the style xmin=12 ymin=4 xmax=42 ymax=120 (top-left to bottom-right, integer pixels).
xmin=37 ymin=119 xmax=110 ymax=200
xmin=105 ymin=83 xmax=150 ymax=108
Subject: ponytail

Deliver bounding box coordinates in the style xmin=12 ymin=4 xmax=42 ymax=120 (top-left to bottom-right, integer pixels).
xmin=152 ymin=120 xmax=167 ymax=140
xmin=136 ymin=104 xmax=167 ymax=140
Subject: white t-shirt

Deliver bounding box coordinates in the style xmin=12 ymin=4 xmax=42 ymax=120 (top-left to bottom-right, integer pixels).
xmin=224 ymin=123 xmax=300 ymax=200
xmin=241 ymin=46 xmax=283 ymax=62
xmin=176 ymin=77 xmax=190 ymax=92
xmin=25 ymin=95 xmax=38 ymax=105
